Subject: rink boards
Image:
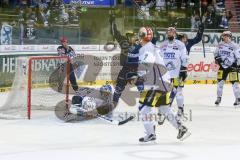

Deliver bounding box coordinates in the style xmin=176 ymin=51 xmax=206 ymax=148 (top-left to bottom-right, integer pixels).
xmin=0 ymin=44 xmax=236 ymax=92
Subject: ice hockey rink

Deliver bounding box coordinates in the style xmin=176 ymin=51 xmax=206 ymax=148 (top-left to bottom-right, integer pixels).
xmin=0 ymin=84 xmax=240 ymax=160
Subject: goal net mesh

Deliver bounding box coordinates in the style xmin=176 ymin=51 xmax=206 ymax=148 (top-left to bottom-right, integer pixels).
xmin=0 ymin=56 xmax=70 ymax=119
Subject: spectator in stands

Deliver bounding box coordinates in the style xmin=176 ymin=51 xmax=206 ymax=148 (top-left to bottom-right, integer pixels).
xmin=203 ymin=4 xmax=216 ymax=29
xmin=218 ymin=10 xmax=233 ymax=29
xmin=191 ymin=11 xmax=201 ymax=31
xmin=216 ymin=0 xmax=225 ymax=8
xmin=20 ymin=0 xmax=28 ymax=8
xmin=135 ymin=0 xmax=151 ymax=19
xmin=0 ymin=0 xmax=9 ymax=7
xmin=155 ymin=0 xmax=166 ymax=16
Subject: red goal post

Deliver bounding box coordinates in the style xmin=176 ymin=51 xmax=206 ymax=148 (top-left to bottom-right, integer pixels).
xmin=27 ymin=56 xmax=70 ymax=119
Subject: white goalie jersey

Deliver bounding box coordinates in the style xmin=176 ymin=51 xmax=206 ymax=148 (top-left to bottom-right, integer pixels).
xmin=70 ymin=86 xmax=113 ymax=115
xmin=159 ymin=39 xmax=188 ymax=78
xmin=214 ymin=41 xmax=240 ymax=69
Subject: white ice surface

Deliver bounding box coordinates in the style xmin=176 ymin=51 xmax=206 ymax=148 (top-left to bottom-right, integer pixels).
xmin=0 ymin=84 xmax=240 ymax=160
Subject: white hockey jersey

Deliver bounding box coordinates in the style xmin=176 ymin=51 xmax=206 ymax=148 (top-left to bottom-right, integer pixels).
xmin=159 ymin=39 xmax=188 ymax=78
xmin=138 ymin=41 xmax=172 ymax=92
xmin=214 ymin=41 xmax=240 ymax=69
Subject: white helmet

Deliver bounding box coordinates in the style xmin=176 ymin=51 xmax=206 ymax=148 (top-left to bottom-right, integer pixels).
xmin=138 ymin=27 xmax=153 ymax=42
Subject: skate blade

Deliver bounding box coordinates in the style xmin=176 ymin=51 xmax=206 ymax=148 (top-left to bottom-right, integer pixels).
xmin=179 ymin=131 xmax=191 ymax=141
xmin=139 ymin=139 xmax=157 ymax=144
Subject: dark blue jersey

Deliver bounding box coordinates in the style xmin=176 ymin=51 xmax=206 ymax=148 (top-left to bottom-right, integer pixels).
xmin=57 ymin=45 xmax=76 ymax=59
xmin=126 ymin=44 xmax=141 ymax=67
xmin=186 ymin=30 xmax=203 ymax=54
xmin=178 ymin=25 xmax=204 ymax=55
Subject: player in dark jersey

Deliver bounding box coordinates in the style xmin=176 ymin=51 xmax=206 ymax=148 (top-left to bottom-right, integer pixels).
xmin=57 ymin=37 xmax=78 ymax=92
xmin=177 ymin=23 xmax=204 ymax=55
xmin=109 ymin=15 xmax=143 ymax=106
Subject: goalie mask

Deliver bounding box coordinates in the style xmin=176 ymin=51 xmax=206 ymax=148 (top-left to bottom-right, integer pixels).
xmin=138 ymin=27 xmax=153 ymax=42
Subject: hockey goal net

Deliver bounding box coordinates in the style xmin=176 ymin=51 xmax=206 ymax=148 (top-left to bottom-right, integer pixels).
xmin=0 ymin=56 xmax=70 ymax=119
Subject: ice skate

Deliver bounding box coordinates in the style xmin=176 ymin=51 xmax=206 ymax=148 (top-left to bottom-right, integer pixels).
xmin=215 ymin=97 xmax=221 ymax=106
xmin=233 ymin=98 xmax=240 ymax=107
xmin=177 ymin=125 xmax=191 ymax=141
xmin=139 ymin=134 xmax=156 ymax=142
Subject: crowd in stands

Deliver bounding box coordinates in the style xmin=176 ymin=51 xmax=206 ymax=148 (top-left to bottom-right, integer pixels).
xmin=0 ymin=0 xmax=82 ymax=27
xmin=0 ymin=0 xmax=233 ymax=29
xmin=131 ymin=0 xmax=232 ymax=30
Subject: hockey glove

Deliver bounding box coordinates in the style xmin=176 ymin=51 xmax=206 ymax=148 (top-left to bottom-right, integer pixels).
xmin=179 ymin=66 xmax=188 ymax=81
xmin=214 ymin=56 xmax=223 ymax=66
xmin=135 ymin=77 xmax=144 ymax=92
xmin=231 ymin=62 xmax=240 ymax=72
xmin=198 ymin=23 xmax=204 ymax=33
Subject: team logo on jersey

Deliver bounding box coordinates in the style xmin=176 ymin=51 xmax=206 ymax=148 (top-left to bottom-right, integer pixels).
xmin=166 ymin=61 xmax=176 ymax=71
xmin=164 ymin=52 xmax=175 ymax=59
xmin=219 ymin=50 xmax=230 ymax=57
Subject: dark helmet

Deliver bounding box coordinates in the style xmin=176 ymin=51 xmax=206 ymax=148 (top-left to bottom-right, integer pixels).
xmin=177 ymin=33 xmax=188 ymax=40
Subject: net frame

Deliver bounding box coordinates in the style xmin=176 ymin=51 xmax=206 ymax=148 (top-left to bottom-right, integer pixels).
xmin=27 ymin=56 xmax=70 ymax=119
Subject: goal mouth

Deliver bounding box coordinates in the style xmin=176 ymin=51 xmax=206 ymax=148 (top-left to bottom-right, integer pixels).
xmin=0 ymin=56 xmax=70 ymax=119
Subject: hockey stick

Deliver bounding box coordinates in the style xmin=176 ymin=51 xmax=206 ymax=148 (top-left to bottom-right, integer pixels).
xmin=97 ymin=113 xmax=135 ymax=125
xmin=199 ymin=1 xmax=206 ymax=58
